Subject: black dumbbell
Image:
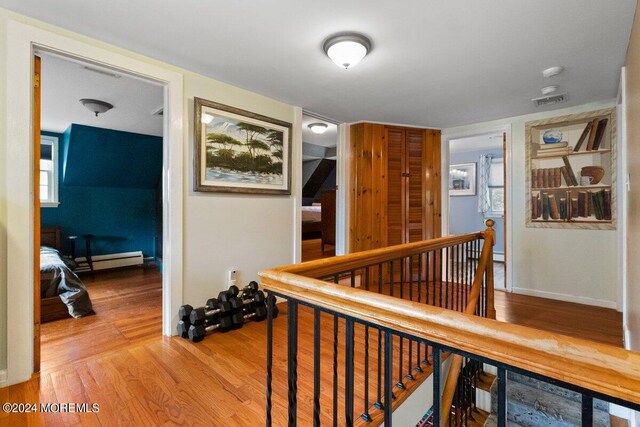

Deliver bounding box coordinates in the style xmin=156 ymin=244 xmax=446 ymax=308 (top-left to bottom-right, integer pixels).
xmin=188 ymin=316 xmax=235 ymax=342
xmin=177 ymin=304 xmax=197 ymax=338
xmin=189 ymin=298 xmax=233 ymax=326
xmin=223 ymin=281 xmax=260 ymax=301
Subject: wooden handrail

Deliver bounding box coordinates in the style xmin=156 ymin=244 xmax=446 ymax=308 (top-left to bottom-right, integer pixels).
xmin=440 ymin=219 xmax=495 ymax=425
xmin=259 ymin=269 xmax=640 ymax=406
xmin=275 ymin=231 xmax=486 ymax=279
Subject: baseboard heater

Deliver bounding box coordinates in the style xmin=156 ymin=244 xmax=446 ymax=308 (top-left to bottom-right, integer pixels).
xmin=74 ymin=251 xmax=143 ymax=272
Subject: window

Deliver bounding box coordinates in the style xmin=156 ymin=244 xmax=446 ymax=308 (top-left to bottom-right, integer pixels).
xmin=40 ymin=135 xmax=59 ymax=207
xmin=487 ymin=158 xmax=504 ymax=216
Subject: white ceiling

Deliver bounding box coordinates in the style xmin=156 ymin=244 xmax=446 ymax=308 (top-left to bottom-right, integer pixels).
xmin=40 ymin=53 xmax=163 ymax=136
xmin=3 ymin=0 xmax=636 ymax=128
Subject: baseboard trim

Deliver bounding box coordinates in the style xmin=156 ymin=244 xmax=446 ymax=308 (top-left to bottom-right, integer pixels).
xmin=0 ymin=369 xmax=7 ymax=387
xmin=511 ymin=287 xmax=617 ymax=309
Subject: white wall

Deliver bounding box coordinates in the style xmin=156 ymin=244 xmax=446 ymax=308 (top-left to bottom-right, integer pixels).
xmin=443 ymin=100 xmax=618 ymax=308
xmin=0 ymin=8 xmax=300 ymax=376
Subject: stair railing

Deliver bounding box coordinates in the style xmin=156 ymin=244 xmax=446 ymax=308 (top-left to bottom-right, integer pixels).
xmin=261 ymin=259 xmax=640 ymax=426
xmin=261 ymin=221 xmax=498 ymax=425
xmin=441 ymin=220 xmax=495 ymax=425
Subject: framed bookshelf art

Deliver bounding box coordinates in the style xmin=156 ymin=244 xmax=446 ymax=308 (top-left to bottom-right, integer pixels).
xmin=525 ymin=108 xmax=616 ymax=230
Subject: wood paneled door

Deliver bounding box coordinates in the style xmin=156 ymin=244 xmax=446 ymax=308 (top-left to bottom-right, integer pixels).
xmin=349 ymin=123 xmax=441 ymax=254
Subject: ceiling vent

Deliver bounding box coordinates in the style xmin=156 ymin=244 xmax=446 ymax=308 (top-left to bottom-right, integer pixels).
xmin=532 ymin=93 xmax=568 ymax=107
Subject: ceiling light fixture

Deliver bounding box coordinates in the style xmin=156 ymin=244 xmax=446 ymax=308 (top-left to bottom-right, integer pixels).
xmin=542 ymin=66 xmax=564 ymax=78
xmin=201 ymin=113 xmax=214 ymax=124
xmin=541 ymin=85 xmax=559 ymax=95
xmin=323 ymin=33 xmax=371 ymax=69
xmin=308 ymin=123 xmax=328 ymax=134
xmin=79 ymin=98 xmax=113 ymax=117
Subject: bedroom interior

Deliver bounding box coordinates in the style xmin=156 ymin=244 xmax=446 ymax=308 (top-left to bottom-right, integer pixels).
xmin=37 ymin=53 xmax=165 ymax=339
xmin=1 ymin=1 xmax=640 ymax=425
xmin=301 ymin=113 xmax=338 ymax=261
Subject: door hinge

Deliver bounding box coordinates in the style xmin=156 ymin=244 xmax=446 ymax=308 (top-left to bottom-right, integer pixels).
xmin=34 ymin=74 xmax=40 ymax=88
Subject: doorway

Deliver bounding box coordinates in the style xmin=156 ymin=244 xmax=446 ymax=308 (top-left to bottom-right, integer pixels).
xmin=35 ymin=51 xmax=165 ymax=371
xmin=300 ymin=112 xmax=339 ymax=262
xmin=4 ymin=20 xmax=183 ymax=385
xmin=447 ymin=131 xmax=508 ymax=290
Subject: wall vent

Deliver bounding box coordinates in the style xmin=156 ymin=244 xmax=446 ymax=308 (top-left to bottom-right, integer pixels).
xmin=531 ymin=93 xmax=568 ymax=107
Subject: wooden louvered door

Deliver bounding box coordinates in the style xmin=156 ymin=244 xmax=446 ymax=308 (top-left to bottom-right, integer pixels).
xmin=348 ymin=123 xmax=440 ymax=257
xmin=405 ymin=129 xmax=427 ymax=243
xmin=385 ymin=127 xmax=406 ymax=247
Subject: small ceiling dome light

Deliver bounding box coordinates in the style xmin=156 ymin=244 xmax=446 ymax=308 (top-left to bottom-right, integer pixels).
xmin=541 ymin=85 xmax=559 ymax=95
xmin=323 ymin=33 xmax=371 ymax=69
xmin=308 ymin=123 xmax=328 ymax=134
xmin=79 ymin=98 xmax=113 ymax=117
xmin=201 ymin=113 xmax=214 ymax=124
xmin=542 ymin=66 xmax=564 ymax=78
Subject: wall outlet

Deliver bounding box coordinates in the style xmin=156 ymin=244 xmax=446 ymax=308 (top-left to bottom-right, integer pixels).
xmin=228 ymin=270 xmax=237 ymax=288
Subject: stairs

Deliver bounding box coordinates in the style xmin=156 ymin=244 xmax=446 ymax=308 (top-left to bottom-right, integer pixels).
xmin=484 ymin=371 xmax=611 ymax=427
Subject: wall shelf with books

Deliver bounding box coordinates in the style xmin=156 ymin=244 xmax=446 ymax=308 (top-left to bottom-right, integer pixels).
xmin=525 ymin=108 xmax=616 ymax=230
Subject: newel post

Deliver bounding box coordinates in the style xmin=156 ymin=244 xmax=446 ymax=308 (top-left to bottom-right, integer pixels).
xmin=484 ymin=219 xmax=497 ymax=319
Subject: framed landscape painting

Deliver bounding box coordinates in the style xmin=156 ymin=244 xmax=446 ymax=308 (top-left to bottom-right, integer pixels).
xmin=194 ymin=97 xmax=292 ymax=194
xmin=449 ymin=162 xmax=476 ymax=196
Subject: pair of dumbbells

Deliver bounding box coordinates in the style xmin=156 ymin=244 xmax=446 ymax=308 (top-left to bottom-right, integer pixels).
xmin=226 ymin=281 xmax=260 ymax=301
xmin=177 ymin=298 xmax=235 ymax=339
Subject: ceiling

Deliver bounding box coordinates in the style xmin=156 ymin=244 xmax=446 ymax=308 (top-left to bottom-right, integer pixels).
xmin=40 ymin=53 xmax=163 ymax=136
xmin=4 ymin=0 xmax=636 ymax=128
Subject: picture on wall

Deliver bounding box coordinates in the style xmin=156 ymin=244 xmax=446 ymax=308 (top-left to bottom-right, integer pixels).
xmin=449 ymin=162 xmax=476 ymax=196
xmin=194 ymin=97 xmax=292 ymax=194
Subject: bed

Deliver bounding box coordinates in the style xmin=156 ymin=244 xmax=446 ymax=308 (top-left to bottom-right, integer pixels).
xmin=301 ymin=205 xmax=322 ymax=239
xmin=40 ymin=227 xmax=93 ymax=322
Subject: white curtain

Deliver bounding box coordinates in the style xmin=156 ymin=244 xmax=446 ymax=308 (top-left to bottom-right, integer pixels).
xmin=478 ymin=153 xmax=493 ymax=214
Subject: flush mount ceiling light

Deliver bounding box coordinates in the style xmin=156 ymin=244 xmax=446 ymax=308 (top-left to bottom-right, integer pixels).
xmin=201 ymin=113 xmax=214 ymax=124
xmin=541 ymin=85 xmax=559 ymax=95
xmin=308 ymin=123 xmax=328 ymax=134
xmin=323 ymin=33 xmax=371 ymax=69
xmin=79 ymin=98 xmax=113 ymax=117
xmin=542 ymin=66 xmax=564 ymax=78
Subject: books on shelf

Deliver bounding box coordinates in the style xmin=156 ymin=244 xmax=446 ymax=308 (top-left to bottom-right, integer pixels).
xmin=561 ymin=156 xmax=579 ymax=186
xmin=534 ymin=146 xmax=574 ymax=157
xmin=531 ymin=167 xmax=563 ymax=188
xmin=592 ymin=118 xmax=608 ymax=151
xmin=573 ymin=121 xmax=593 ymax=152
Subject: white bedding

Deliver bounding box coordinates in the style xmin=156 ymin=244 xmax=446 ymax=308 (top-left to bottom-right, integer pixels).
xmin=301 ymin=205 xmax=321 ymax=223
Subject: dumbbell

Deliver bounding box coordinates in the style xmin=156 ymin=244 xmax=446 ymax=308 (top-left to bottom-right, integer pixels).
xmin=176 ymin=298 xmax=230 ymax=338
xmin=189 ymin=298 xmax=233 ymax=326
xmin=224 ymin=281 xmax=260 ymax=301
xmin=188 ymin=316 xmax=235 ymax=342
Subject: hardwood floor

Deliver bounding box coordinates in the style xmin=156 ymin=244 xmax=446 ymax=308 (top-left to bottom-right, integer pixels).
xmin=0 ymin=263 xmax=624 ymax=426
xmin=301 ymin=238 xmax=335 ymax=262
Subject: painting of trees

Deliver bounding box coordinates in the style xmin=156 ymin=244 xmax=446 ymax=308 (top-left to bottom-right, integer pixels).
xmin=195 ymin=97 xmax=291 ymax=194
xmin=204 ymin=120 xmax=284 ymax=174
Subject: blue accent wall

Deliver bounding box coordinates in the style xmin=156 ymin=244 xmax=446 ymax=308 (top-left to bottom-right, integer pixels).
xmin=449 ymin=148 xmax=504 ymax=255
xmin=41 ymin=125 xmax=162 ymax=258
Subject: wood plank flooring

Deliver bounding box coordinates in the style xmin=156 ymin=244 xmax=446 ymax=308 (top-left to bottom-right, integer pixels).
xmin=0 ymin=263 xmax=624 ymax=426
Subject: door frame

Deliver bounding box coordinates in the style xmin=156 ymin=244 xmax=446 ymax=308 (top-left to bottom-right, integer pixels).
xmin=440 ymin=125 xmax=513 ymax=292
xmin=296 ymin=110 xmax=346 ymax=261
xmin=5 ymin=20 xmax=184 ymax=386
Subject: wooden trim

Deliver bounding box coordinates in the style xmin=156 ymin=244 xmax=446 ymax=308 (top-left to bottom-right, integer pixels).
xmin=33 ymin=55 xmax=41 ymax=374
xmin=276 ymin=231 xmax=485 ymax=278
xmin=441 ymin=221 xmax=494 ymax=424
xmin=259 ymin=269 xmax=640 ymax=405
